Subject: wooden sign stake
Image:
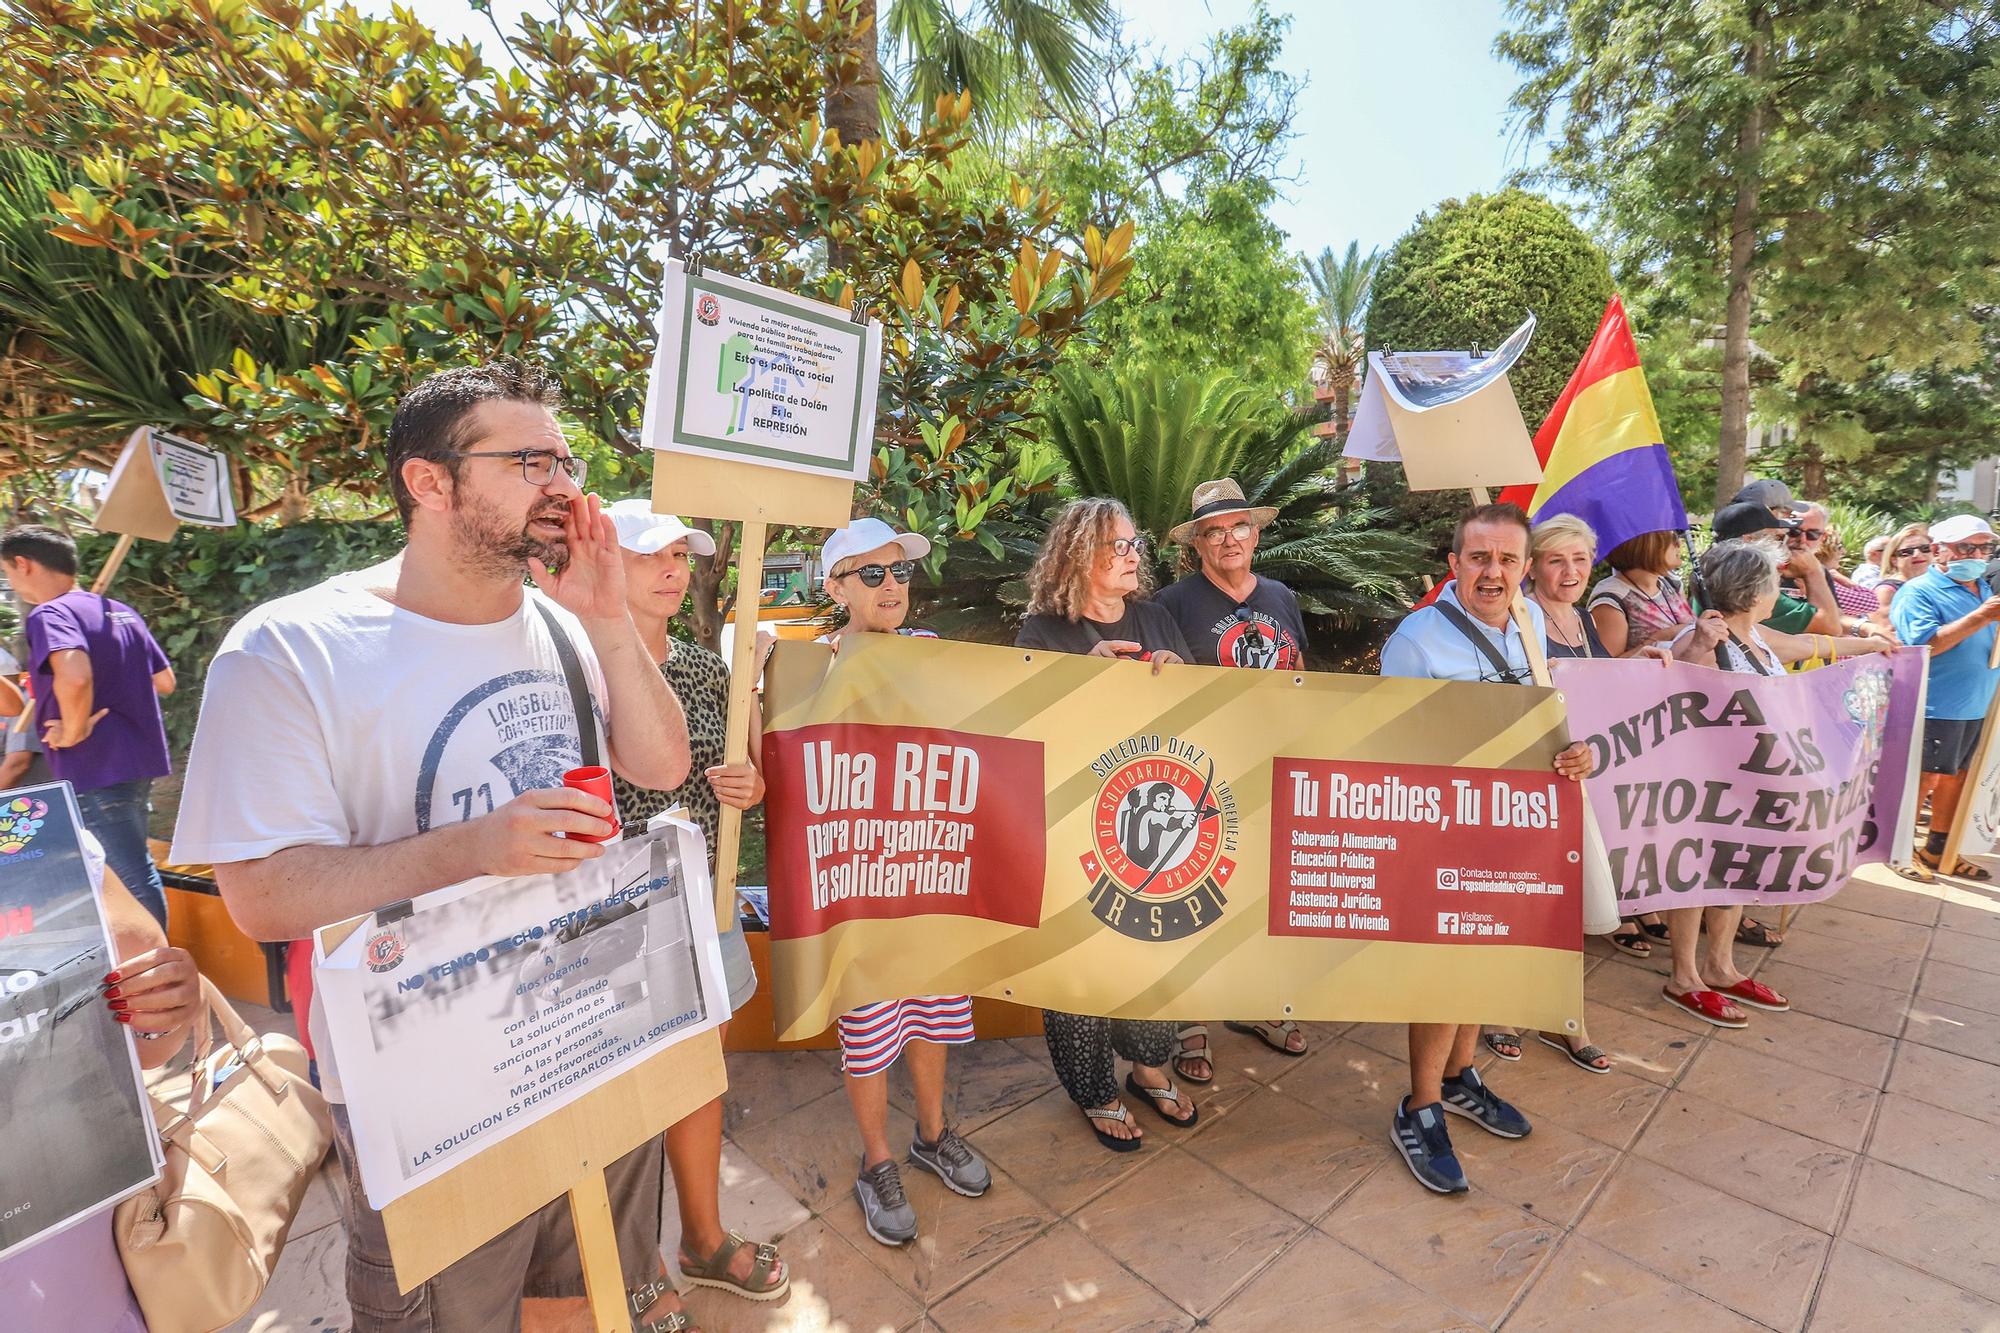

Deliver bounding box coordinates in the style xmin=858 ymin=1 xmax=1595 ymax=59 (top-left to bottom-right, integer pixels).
xmin=1939 ymin=637 xmax=2000 ymax=877
xmin=91 ymin=533 xmax=136 ymax=595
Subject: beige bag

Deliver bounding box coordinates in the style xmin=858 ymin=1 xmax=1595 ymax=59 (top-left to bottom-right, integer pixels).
xmin=115 ymin=978 xmax=334 ymax=1333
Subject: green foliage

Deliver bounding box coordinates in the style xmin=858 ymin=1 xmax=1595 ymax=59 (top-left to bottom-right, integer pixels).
xmin=1365 ymin=189 xmax=1613 ymax=426
xmin=1303 ymin=240 xmax=1381 ymax=438
xmin=75 ymin=520 xmax=404 ymax=753
xmin=880 ymin=0 xmax=1115 ymax=130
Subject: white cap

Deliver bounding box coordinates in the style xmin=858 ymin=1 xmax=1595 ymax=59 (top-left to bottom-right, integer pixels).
xmin=820 ymin=517 xmax=930 ymax=573
xmin=605 ymin=498 xmax=717 ymax=557
xmin=1930 ymin=514 xmax=1996 ymax=546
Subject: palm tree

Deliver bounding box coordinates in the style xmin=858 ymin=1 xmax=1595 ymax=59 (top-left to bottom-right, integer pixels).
xmin=826 ymin=0 xmax=1114 ymax=147
xmin=1303 ymin=241 xmax=1380 ymax=444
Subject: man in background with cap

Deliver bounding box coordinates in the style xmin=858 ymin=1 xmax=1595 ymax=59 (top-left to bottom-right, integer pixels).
xmin=1710 ymin=500 xmax=1844 ymax=637
xmin=1154 ymin=479 xmax=1310 ymax=1071
xmin=1733 ymin=477 xmax=1798 ymax=520
xmin=1891 ymin=512 xmax=2000 ymax=880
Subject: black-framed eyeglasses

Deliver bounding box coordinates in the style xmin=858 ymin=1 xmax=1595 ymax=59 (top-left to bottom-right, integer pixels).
xmin=1196 ymin=522 xmax=1256 ymax=546
xmin=459 ymin=449 xmax=588 ymax=489
xmin=835 ymin=560 xmax=914 ymax=588
xmin=1106 ymin=536 xmax=1147 ymax=558
xmin=1897 ymin=543 xmax=1933 ymax=558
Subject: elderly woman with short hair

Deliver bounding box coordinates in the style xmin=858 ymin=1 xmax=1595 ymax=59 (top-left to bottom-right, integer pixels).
xmin=1660 ymin=540 xmax=1892 ymax=1027
xmin=1017 ymin=498 xmax=1198 ymax=1151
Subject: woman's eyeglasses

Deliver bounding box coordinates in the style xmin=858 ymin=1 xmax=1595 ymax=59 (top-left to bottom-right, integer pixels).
xmin=1897 ymin=543 xmax=1933 ymax=558
xmin=835 ymin=560 xmax=915 ymax=588
xmin=1105 ymin=536 xmax=1147 ymax=558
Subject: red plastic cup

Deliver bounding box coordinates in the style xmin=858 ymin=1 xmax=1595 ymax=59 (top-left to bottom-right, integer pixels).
xmin=562 ymin=766 xmax=621 ymax=843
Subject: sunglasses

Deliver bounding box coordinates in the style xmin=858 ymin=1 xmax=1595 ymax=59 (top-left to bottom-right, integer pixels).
xmin=1106 ymin=536 xmax=1147 ymax=558
xmin=1897 ymin=543 xmax=1933 ymax=558
xmin=1786 ymin=527 xmax=1826 ymax=542
xmin=835 ymin=560 xmax=915 ymax=588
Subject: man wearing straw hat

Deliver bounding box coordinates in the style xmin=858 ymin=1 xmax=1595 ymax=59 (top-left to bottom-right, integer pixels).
xmin=1155 ymin=479 xmax=1311 ymax=1073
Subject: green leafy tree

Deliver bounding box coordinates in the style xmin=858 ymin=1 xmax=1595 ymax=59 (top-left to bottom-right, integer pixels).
xmin=1304 ymin=240 xmax=1381 ymax=441
xmin=1365 ymin=189 xmax=1613 ymax=426
xmin=1502 ymin=1 xmax=2000 ymax=506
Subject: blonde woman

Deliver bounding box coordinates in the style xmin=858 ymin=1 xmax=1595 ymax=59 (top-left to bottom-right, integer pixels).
xmin=1875 ymin=522 xmax=1932 ymax=618
xmin=1017 ymin=498 xmax=1196 ymax=1150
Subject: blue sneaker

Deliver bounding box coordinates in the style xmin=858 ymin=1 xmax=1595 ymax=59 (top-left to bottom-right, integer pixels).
xmin=1391 ymin=1097 xmax=1468 ymax=1194
xmin=1441 ymin=1065 xmax=1532 ymax=1139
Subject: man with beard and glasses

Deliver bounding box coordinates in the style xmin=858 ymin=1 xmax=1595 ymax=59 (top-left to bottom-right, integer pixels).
xmin=171 ymin=359 xmax=693 ymax=1333
xmin=1377 ymin=503 xmax=1595 ymax=1195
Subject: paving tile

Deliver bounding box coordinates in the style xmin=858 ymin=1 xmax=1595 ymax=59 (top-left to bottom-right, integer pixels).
xmin=1754 ymin=961 xmax=1912 ymax=1036
xmin=1071 ymin=1148 xmax=1304 ymax=1317
xmin=1919 ymin=958 xmax=2000 ymax=1016
xmin=1885 ymin=1043 xmax=2000 ymax=1125
xmin=1450 ymin=1117 xmax=1617 ymax=1228
xmin=1842 ymin=1160 xmax=2000 ymax=1303
xmin=1864 ymin=1093 xmax=2000 ymax=1205
xmin=1808 ymin=1239 xmax=2000 ymax=1332
xmin=1320 ymin=1166 xmax=1559 ymax=1326
xmin=1726 ymin=1007 xmax=1899 ymax=1088
xmin=226 ymin=1220 xmax=346 ymax=1333
xmin=1574 ymin=1003 xmax=1702 ymax=1085
xmin=883 ymin=1037 xmax=1056 ymax=1135
xmin=1904 ymin=995 xmax=2000 ymax=1066
xmin=1206 ymin=1230 xmax=1481 ymax=1332
xmin=1766 ymin=929 xmax=1925 ymax=991
xmin=1787 ymin=903 xmax=1935 ymax=957
xmin=1628 ymin=1089 xmax=1855 ymax=1231
xmin=1502 ymin=1234 xmax=1764 ymax=1332
xmin=1183 ymin=1085 xmax=1382 ymax=1222
xmin=822 ymin=1159 xmax=1052 ymax=1305
xmin=722 ymin=1048 xmax=842 ymax=1135
xmin=733 ymin=1087 xmax=904 ymax=1213
xmin=965 ymin=1087 xmax=1163 ymax=1216
xmin=1928 ymin=928 xmax=2000 ymax=977
xmin=1823 ymin=877 xmax=1944 ymax=927
xmin=1262 ymin=1037 xmax=1410 ymax=1139
xmin=676 ymin=1216 xmax=921 ymax=1333
xmin=1938 ymin=898 xmax=2000 ymax=941
xmin=1463 ymin=1049 xmax=1668 ymax=1151
xmin=1583 ymin=955 xmax=1716 ymax=1034
xmin=1575 ymin=1161 xmax=1828 ymax=1330
xmin=1345 ymin=1021 xmax=1415 ymax=1060
xmin=927 ymin=1221 xmax=1191 ymax=1332
xmin=1675 ymin=1040 xmax=1880 ymax=1152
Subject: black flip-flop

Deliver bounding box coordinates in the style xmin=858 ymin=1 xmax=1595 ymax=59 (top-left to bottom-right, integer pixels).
xmin=1638 ymin=919 xmax=1672 ymax=943
xmin=1084 ymin=1103 xmax=1143 ymax=1152
xmin=1482 ymin=1030 xmax=1523 ymax=1061
xmin=1124 ymin=1073 xmax=1199 ymax=1129
xmin=1610 ymin=926 xmax=1652 ymax=958
xmin=1536 ymin=1032 xmax=1612 ymax=1074
xmin=1736 ymin=917 xmax=1783 ymax=948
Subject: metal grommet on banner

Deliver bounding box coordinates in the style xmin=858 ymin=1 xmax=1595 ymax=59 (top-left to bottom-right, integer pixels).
xmin=1564 ymin=1018 xmax=1579 ymax=1032
xmin=1002 ymin=988 xmax=1014 ymax=997
xmin=1282 ymin=1004 xmax=1294 ymax=1015
xmin=1567 ymin=851 xmax=1580 ymax=863
xmin=1022 ymin=653 xmax=1034 ymax=663
xmin=1292 ymin=675 xmax=1303 ymax=686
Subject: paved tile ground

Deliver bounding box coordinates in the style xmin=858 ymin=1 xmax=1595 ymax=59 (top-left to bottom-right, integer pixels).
xmin=230 ymin=861 xmax=2000 ymax=1332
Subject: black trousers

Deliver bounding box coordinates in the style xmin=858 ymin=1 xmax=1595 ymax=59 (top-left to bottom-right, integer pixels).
xmin=1042 ymin=1010 xmax=1179 ymax=1107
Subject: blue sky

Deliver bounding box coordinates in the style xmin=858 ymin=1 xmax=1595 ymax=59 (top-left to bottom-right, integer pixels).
xmin=406 ymin=0 xmax=1541 ymax=263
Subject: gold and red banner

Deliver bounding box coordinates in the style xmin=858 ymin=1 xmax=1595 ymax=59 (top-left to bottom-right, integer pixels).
xmin=761 ymin=634 xmax=1586 ymax=1041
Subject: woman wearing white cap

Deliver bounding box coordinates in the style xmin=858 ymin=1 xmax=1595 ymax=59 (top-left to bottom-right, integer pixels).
xmin=813 ymin=516 xmax=993 ymax=1248
xmin=605 ymin=498 xmax=790 ymax=1315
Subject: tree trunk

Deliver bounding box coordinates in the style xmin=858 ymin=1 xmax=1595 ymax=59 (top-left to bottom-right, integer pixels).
xmin=824 ymin=0 xmax=880 ymax=151
xmin=277 ymin=472 xmax=310 ymax=525
xmin=1926 ymin=444 xmax=1943 ymax=507
xmin=1714 ymin=4 xmax=1769 ymax=509
xmin=1799 ymin=442 xmax=1825 ymax=500
xmin=685 ymin=518 xmax=737 ymax=654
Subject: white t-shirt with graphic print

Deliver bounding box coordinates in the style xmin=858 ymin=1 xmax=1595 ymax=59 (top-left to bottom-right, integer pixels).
xmin=170 ymin=570 xmax=609 ymax=1100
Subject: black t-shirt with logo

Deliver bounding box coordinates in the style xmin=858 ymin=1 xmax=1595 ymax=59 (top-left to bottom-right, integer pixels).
xmin=1015 ymin=600 xmax=1194 ymax=660
xmin=1154 ymin=572 xmax=1308 ymax=670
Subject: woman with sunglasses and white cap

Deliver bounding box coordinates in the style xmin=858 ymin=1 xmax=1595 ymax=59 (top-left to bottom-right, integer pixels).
xmin=604 ymin=498 xmax=790 ymax=1321
xmin=1016 ymin=497 xmax=1199 ymax=1152
xmin=814 ymin=516 xmax=993 ymax=1248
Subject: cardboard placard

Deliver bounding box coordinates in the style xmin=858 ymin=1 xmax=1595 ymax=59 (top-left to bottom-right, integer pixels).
xmin=94 ymin=426 xmax=237 ymax=542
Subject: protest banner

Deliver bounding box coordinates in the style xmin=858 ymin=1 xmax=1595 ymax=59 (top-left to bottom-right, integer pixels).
xmin=1554 ymin=653 xmax=1924 ymax=912
xmin=0 ymin=781 xmax=162 ymax=1262
xmin=316 ymin=817 xmax=727 ymax=1208
xmin=90 ymin=426 xmax=239 ymax=592
xmin=642 ymin=258 xmax=868 ymax=932
xmin=759 ymin=633 xmax=1586 ymax=1041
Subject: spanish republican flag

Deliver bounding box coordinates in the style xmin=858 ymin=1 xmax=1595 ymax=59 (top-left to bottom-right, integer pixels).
xmin=1498 ymin=296 xmax=1686 ymax=553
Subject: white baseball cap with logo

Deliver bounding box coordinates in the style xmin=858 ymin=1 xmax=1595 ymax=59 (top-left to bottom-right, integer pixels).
xmin=1929 ymin=514 xmax=1996 ymax=547
xmin=820 ymin=517 xmax=931 ymax=573
xmin=606 ymin=498 xmax=717 ymax=557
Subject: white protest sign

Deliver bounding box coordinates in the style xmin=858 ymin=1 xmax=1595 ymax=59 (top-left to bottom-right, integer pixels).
xmin=640 ymin=260 xmax=883 ymax=481
xmin=1344 ymin=315 xmax=1542 ymax=492
xmin=95 ymin=426 xmax=238 ymax=542
xmin=315 ymin=818 xmax=729 ymax=1208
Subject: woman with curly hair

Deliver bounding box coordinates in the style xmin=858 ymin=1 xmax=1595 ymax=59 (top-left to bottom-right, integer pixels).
xmin=1016 ymin=498 xmax=1198 ymax=1151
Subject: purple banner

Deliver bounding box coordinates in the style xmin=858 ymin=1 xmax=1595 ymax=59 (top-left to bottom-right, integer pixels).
xmin=1553 ymin=652 xmax=1923 ymax=911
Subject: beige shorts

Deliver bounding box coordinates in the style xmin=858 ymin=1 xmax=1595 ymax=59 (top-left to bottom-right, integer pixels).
xmin=332 ymin=1105 xmax=663 ymax=1332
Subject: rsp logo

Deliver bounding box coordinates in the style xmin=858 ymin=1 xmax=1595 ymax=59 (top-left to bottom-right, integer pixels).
xmin=1435 ymin=867 xmax=1461 ymax=891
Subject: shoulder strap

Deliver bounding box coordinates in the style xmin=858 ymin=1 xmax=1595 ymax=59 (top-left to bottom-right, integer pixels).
xmin=532 ymin=600 xmax=602 ymax=768
xmin=1722 ymin=632 xmax=1775 ymax=676
xmin=1433 ymin=600 xmax=1526 ymax=684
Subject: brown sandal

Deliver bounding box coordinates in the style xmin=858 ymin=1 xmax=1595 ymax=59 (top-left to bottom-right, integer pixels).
xmin=677 ymin=1231 xmax=789 ymax=1302
xmin=628 ymin=1277 xmax=697 ymax=1333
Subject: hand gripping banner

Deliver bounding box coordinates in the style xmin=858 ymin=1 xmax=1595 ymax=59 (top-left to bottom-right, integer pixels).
xmin=760 ymin=635 xmax=1587 ymax=1041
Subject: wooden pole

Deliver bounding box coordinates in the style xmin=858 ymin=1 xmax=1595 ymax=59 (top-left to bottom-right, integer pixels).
xmin=566 ymin=1169 xmax=634 ymax=1333
xmin=1940 ymin=645 xmax=2000 ymax=877
xmin=712 ymin=519 xmax=769 ymax=932
xmin=90 ymin=532 xmax=135 ymax=595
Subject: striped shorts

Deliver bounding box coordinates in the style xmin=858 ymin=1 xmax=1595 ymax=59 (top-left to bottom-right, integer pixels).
xmin=836 ymin=995 xmax=975 ymax=1077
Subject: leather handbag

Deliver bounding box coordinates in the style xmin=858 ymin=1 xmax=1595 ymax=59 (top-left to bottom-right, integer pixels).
xmin=114 ymin=977 xmax=335 ymax=1333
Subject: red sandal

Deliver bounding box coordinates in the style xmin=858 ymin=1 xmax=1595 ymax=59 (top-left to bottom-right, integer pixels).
xmin=1715 ymin=977 xmax=1790 ymax=1012
xmin=1662 ymin=986 xmax=1749 ymax=1028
